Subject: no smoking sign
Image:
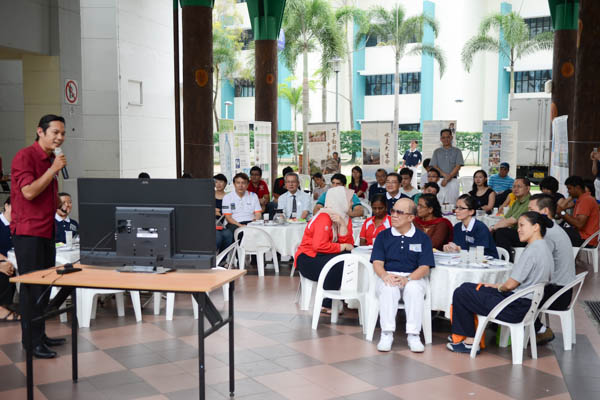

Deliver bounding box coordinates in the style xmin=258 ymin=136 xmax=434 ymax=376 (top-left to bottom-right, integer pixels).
xmin=64 ymin=79 xmax=78 ymax=104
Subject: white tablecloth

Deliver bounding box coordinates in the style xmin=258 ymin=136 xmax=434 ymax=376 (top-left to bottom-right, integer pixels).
xmin=445 ymin=215 xmax=502 ymax=229
xmin=246 ymin=222 xmax=307 ymax=257
xmin=7 ymin=246 xmax=80 ymax=269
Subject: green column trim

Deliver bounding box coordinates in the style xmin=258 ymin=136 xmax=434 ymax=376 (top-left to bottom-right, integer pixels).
xmin=246 ymin=0 xmax=287 ymax=40
xmin=180 ymin=0 xmax=214 ymax=8
xmin=549 ymin=0 xmax=579 ymax=30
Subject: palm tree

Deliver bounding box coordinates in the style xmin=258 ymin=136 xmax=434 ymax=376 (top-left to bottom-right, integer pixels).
xmin=462 ymin=11 xmax=553 ymax=97
xmin=278 ymin=82 xmax=303 ymax=163
xmin=357 ymin=5 xmax=445 ymax=138
xmin=317 ymin=13 xmax=344 ymax=123
xmin=282 ymin=0 xmax=339 ymax=173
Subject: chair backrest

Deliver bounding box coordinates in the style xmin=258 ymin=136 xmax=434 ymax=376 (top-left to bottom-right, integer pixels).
xmin=497 ymin=247 xmax=510 ymax=261
xmin=575 ymin=229 xmax=600 ymax=257
xmin=234 ymin=226 xmax=276 ymax=252
xmin=361 ymin=201 xmax=372 ymax=217
xmin=323 ymin=174 xmax=334 ymax=185
xmin=486 ymin=283 xmax=546 ymax=325
xmin=459 ymin=176 xmax=473 ymax=194
xmin=317 ymin=254 xmax=373 ymax=295
xmin=539 ymin=271 xmax=588 ymax=313
xmin=216 ymin=241 xmax=238 ymax=269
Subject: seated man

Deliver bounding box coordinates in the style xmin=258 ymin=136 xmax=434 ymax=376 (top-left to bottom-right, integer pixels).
xmin=55 ymin=192 xmax=79 ymax=244
xmin=488 ymin=162 xmax=514 ymax=207
xmin=273 ymin=166 xmax=293 ymax=201
xmin=222 ymin=172 xmax=262 ymax=232
xmin=277 ymin=172 xmax=311 ymax=220
xmin=557 ymin=175 xmax=599 ymax=247
xmin=490 ymin=178 xmax=531 ymax=260
xmin=384 ymin=172 xmax=402 ymax=214
xmin=371 ymin=198 xmax=434 ymax=353
xmin=399 ymin=168 xmax=419 ymax=199
xmin=247 ymin=166 xmax=270 ymax=211
xmin=368 ymin=168 xmax=387 ymax=202
xmin=413 ymin=182 xmax=440 ymax=205
xmin=0 ymin=197 xmax=18 ymax=321
xmin=426 ymin=168 xmax=450 ymax=205
xmin=528 ymin=194 xmax=575 ymax=344
xmin=313 ymin=173 xmax=364 ymax=217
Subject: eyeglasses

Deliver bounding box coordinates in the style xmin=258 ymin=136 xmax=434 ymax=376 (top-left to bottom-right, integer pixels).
xmin=455 ymin=206 xmax=469 ymax=211
xmin=390 ymin=209 xmax=409 ymax=216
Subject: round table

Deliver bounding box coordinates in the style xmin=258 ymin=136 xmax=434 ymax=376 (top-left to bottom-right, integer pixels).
xmin=246 ymin=221 xmax=307 ymax=257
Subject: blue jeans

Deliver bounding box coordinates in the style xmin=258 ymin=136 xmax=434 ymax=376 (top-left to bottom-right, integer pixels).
xmin=216 ymin=228 xmax=234 ymax=252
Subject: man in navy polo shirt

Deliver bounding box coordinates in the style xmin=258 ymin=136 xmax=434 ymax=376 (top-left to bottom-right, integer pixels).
xmin=401 ymin=140 xmax=422 ymax=189
xmin=371 ymin=198 xmax=435 ymax=353
xmin=55 ymin=192 xmax=79 ymax=244
xmin=11 ymin=114 xmax=68 ymax=358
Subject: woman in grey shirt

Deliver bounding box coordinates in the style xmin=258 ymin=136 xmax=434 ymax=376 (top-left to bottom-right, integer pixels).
xmin=447 ymin=211 xmax=552 ymax=354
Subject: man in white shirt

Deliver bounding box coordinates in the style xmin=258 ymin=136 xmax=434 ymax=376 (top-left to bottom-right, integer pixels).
xmin=427 ymin=168 xmax=449 ymax=205
xmin=222 ymin=173 xmax=262 ymax=231
xmin=277 ymin=172 xmax=311 ymax=220
xmin=385 ymin=172 xmax=402 ymax=214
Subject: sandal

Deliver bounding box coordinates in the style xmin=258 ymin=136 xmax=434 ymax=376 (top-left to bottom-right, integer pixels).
xmin=0 ymin=309 xmax=21 ymax=323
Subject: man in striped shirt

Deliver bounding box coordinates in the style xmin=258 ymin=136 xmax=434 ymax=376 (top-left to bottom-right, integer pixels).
xmin=488 ymin=162 xmax=514 ymax=207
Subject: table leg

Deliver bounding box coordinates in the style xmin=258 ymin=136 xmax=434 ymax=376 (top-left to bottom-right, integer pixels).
xmin=71 ymin=288 xmax=78 ymax=382
xmin=229 ymin=282 xmax=234 ymax=397
xmin=197 ymin=292 xmax=205 ymax=400
xmin=24 ymin=284 xmax=34 ymax=400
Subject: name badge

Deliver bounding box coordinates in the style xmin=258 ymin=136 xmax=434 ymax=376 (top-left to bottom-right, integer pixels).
xmin=409 ymin=244 xmax=422 ymax=252
xmin=70 ymin=224 xmax=77 ymax=231
xmin=465 ymin=235 xmax=475 ymax=244
xmin=230 ymin=203 xmax=236 ymax=210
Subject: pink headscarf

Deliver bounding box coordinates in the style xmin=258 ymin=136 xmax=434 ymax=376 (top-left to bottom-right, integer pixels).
xmin=314 ymin=186 xmax=353 ymax=241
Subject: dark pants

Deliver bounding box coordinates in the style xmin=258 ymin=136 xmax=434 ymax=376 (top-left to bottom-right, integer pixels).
xmin=560 ymin=224 xmax=590 ymax=247
xmin=451 ymin=283 xmax=532 ymax=338
xmin=493 ymin=228 xmax=526 ymax=262
xmin=13 ymin=235 xmax=56 ymax=346
xmin=494 ymin=190 xmax=512 ymax=208
xmin=297 ymin=252 xmax=349 ymax=308
xmin=0 ymin=271 xmax=16 ymax=306
xmin=216 ymin=228 xmax=234 ymax=252
xmin=534 ymin=285 xmax=573 ymax=331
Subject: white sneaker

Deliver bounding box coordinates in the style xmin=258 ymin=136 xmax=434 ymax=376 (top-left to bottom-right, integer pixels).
xmin=407 ymin=334 xmax=424 ymax=353
xmin=377 ymin=331 xmax=394 ymax=352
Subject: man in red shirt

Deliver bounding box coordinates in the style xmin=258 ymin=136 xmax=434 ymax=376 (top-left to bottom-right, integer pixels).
xmin=558 ymin=176 xmax=599 ymax=246
xmin=247 ymin=166 xmax=270 ymax=211
xmin=11 ymin=114 xmax=67 ymax=359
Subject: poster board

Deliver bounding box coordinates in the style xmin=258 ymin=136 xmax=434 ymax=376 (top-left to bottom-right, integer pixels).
xmin=421 ymin=120 xmax=457 ymax=159
xmin=361 ymin=121 xmax=396 ymax=182
xmin=219 ymin=120 xmax=251 ymax=184
xmin=307 ymin=122 xmax=340 ymax=173
xmin=550 ymin=116 xmax=569 ymax=195
xmin=481 ymin=121 xmax=518 ymax=178
xmin=253 ymin=121 xmax=272 ymax=187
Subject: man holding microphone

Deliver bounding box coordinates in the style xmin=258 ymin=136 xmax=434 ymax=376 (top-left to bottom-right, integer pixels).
xmin=11 ymin=114 xmax=67 ymax=358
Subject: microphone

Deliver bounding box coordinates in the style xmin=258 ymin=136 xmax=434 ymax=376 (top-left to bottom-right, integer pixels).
xmin=53 ymin=147 xmax=69 ymax=179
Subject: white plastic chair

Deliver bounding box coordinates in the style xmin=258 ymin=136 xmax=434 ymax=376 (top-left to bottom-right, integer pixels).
xmin=235 ymin=226 xmax=279 ymax=276
xmin=497 ymin=247 xmax=510 ymax=261
xmin=364 ymin=277 xmax=432 ymax=343
xmin=311 ymin=254 xmax=376 ymax=333
xmin=459 ymin=176 xmax=473 ymax=194
xmin=323 ymin=174 xmax=334 ymax=185
xmin=536 ymin=271 xmax=588 ymax=351
xmin=159 ymin=242 xmax=239 ymax=320
xmin=360 ymin=201 xmax=372 ymax=217
xmin=78 ymin=289 xmax=142 ymax=328
xmin=470 ymin=283 xmax=546 ymax=364
xmin=297 ymin=273 xmax=317 ymax=311
xmin=573 ymin=229 xmax=599 ymax=273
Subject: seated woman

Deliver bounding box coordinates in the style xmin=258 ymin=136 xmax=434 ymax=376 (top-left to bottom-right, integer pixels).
xmin=295 ymin=186 xmax=355 ymax=310
xmin=348 ymin=166 xmax=368 ymax=199
xmin=469 ymin=170 xmax=495 ymax=214
xmin=359 ymin=194 xmax=391 ymax=246
xmin=443 ymin=194 xmax=498 ymax=258
xmin=414 ymin=194 xmax=453 ymax=250
xmin=0 ymin=197 xmax=18 ymax=322
xmin=447 ymin=212 xmax=552 ymax=353
xmin=539 ymin=176 xmax=564 ymax=205
xmin=214 ymin=173 xmax=234 ymax=252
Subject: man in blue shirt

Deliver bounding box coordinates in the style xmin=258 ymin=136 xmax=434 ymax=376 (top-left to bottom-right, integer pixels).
xmin=488 ymin=162 xmax=514 ymax=207
xmin=401 ymin=140 xmax=422 ymax=189
xmin=55 ymin=192 xmax=79 ymax=244
xmin=313 ymin=174 xmax=364 ymax=217
xmin=371 ymin=198 xmax=435 ymax=353
xmin=368 ymin=168 xmax=387 ymax=202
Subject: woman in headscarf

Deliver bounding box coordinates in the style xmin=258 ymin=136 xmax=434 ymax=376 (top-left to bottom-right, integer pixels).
xmin=295 ymin=186 xmax=355 ymax=310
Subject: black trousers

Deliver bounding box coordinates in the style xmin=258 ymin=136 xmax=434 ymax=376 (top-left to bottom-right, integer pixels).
xmin=534 ymin=284 xmax=573 ymax=331
xmin=493 ymin=228 xmax=526 ymax=261
xmin=451 ymin=283 xmax=532 ymax=338
xmin=297 ymin=252 xmax=350 ymax=307
xmin=494 ymin=190 xmax=512 ymax=208
xmin=13 ymin=235 xmax=56 ymax=346
xmin=0 ymin=271 xmax=16 ymax=306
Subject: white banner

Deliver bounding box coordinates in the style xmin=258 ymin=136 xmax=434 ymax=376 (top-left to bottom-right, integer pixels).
xmin=481 ymin=121 xmax=518 ymax=178
xmin=550 ymin=116 xmax=569 ymax=195
xmin=307 ymin=122 xmax=340 ymax=173
xmin=253 ymin=121 xmax=272 ymax=187
xmin=233 ymin=121 xmax=251 ymax=176
xmin=218 ymin=119 xmax=235 ymax=183
xmin=422 ymin=120 xmax=457 ymax=159
xmin=361 ymin=121 xmax=395 ymax=182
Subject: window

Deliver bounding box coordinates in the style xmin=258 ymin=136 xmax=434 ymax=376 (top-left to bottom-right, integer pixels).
xmin=365 ymin=74 xmax=394 ymax=95
xmin=241 ymin=29 xmax=253 ymax=50
xmin=398 ymin=123 xmax=420 ymax=131
xmin=398 ymin=72 xmax=420 ymax=94
xmin=234 ymin=79 xmax=255 ymax=97
xmin=524 ymin=16 xmax=553 ymax=39
xmin=365 ymin=32 xmax=417 ymax=47
xmin=514 ymin=69 xmax=552 ymax=93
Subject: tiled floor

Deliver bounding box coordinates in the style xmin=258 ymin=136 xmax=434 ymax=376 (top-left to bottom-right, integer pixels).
xmin=1 ymin=262 xmax=599 ymax=400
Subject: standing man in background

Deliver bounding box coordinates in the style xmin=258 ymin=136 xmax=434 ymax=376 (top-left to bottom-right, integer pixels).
xmin=431 ymin=129 xmax=463 ymax=206
xmin=401 ymin=140 xmax=422 ymax=190
xmin=11 ymin=114 xmax=68 ymax=358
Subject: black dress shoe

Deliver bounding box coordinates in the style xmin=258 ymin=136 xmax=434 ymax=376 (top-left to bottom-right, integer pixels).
xmin=43 ymin=335 xmax=67 ymax=347
xmin=33 ymin=343 xmax=57 ymax=359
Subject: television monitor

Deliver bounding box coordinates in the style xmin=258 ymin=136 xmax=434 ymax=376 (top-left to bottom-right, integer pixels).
xmin=78 ymin=178 xmax=215 ymax=269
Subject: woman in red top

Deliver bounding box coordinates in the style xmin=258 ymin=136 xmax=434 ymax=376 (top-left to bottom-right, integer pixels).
xmin=348 ymin=166 xmax=368 ymax=198
xmin=295 ymin=186 xmax=355 ymax=309
xmin=359 ymin=194 xmax=391 ymax=246
xmin=414 ymin=193 xmax=453 ymax=250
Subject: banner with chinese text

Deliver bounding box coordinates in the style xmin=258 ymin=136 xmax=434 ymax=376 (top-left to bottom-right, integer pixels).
xmin=550 ymin=116 xmax=569 ymax=195
xmin=253 ymin=121 xmax=272 ymax=187
xmin=361 ymin=121 xmax=395 ymax=182
xmin=307 ymin=122 xmax=340 ymax=173
xmin=481 ymin=121 xmax=518 ymax=178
